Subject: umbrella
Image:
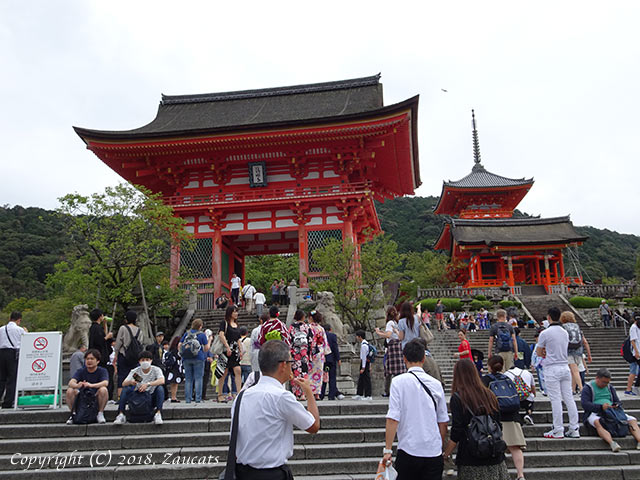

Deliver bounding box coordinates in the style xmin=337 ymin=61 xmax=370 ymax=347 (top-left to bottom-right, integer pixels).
xmin=470 ymin=349 xmax=484 ymax=362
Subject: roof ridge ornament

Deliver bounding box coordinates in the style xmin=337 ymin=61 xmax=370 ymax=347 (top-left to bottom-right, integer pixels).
xmin=471 ymin=109 xmax=485 ymax=172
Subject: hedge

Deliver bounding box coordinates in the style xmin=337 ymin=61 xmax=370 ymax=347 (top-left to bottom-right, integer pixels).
xmin=499 ymin=300 xmax=522 ymax=309
xmin=623 ymin=297 xmax=640 ymax=307
xmin=569 ymin=296 xmax=616 ymax=308
xmin=416 ymin=298 xmax=462 ymax=312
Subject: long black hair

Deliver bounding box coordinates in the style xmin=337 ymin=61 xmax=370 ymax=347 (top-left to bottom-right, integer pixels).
xmin=399 ymin=302 xmax=415 ymax=330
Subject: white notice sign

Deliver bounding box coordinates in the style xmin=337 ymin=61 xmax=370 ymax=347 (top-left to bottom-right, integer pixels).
xmin=14 ymin=331 xmax=63 ymax=408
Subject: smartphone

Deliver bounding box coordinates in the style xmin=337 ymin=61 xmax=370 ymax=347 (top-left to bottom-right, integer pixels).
xmin=133 ymin=372 xmax=142 ymax=382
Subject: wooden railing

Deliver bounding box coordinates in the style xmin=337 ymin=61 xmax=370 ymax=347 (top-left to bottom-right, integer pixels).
xmin=164 ymin=182 xmax=371 ymax=208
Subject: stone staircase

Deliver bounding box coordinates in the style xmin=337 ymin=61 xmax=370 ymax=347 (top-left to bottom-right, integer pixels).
xmin=520 ymin=294 xmax=587 ymax=327
xmin=1 ymin=325 xmax=638 ymax=479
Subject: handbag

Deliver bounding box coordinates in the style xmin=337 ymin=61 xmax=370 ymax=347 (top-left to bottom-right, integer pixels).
xmin=212 ymin=322 xmax=228 ymax=356
xmin=419 ymin=321 xmax=434 ymax=345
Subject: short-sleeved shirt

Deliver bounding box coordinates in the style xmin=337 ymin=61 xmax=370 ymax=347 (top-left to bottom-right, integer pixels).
xmin=489 ymin=321 xmax=515 ymax=352
xmin=180 ymin=329 xmax=209 ymax=361
xmin=69 ymin=351 xmax=85 ymax=377
xmin=397 ymin=315 xmax=420 ymax=348
xmin=0 ymin=321 xmax=25 ymax=349
xmin=231 ymin=276 xmax=241 ymax=289
xmin=629 ymin=323 xmax=640 ymax=357
xmin=234 ymin=375 xmax=315 ymax=468
xmin=253 ymin=292 xmax=266 ymax=305
xmin=537 ymin=323 xmax=569 ymax=367
xmin=88 ymin=322 xmax=109 ymax=365
xmin=599 ymin=304 xmax=611 ymax=316
xmin=240 ymin=337 xmax=252 ymax=366
xmin=124 ymin=365 xmax=164 ymax=394
xmin=72 ymin=366 xmax=109 ymax=386
xmin=385 ymin=320 xmax=400 ymax=341
xmin=458 ymin=339 xmax=471 ymax=360
xmin=386 ymin=367 xmax=449 ymax=457
xmin=505 ymin=367 xmax=535 ymax=402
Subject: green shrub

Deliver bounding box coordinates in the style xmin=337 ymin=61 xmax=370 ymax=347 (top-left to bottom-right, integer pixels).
xmin=474 ymin=295 xmax=487 ymax=301
xmin=416 ymin=298 xmax=462 ymax=312
xmin=624 ymin=296 xmax=640 ymax=307
xmin=470 ymin=299 xmax=492 ymax=311
xmin=569 ymin=296 xmax=616 ymax=309
xmin=499 ymin=300 xmax=522 ymax=309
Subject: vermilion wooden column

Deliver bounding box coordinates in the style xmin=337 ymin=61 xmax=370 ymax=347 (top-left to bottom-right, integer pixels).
xmin=544 ymin=254 xmax=552 ymax=291
xmin=170 ymin=244 xmax=180 ymax=288
xmin=559 ymin=251 xmax=566 ymax=281
xmin=213 ymin=228 xmax=222 ymax=299
xmin=298 ymin=225 xmax=308 ymax=287
xmin=507 ymin=255 xmax=515 ymax=287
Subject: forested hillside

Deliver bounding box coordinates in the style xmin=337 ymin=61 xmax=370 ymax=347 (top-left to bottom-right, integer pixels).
xmin=0 ymin=198 xmax=638 ymax=310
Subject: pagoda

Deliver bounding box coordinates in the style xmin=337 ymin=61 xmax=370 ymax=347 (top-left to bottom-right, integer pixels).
xmin=434 ymin=111 xmax=587 ymax=292
xmin=74 ymin=75 xmax=420 ymax=306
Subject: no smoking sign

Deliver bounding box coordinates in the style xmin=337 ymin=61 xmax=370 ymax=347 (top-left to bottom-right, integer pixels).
xmin=34 ymin=337 xmax=48 ymax=350
xmin=31 ymin=359 xmax=47 ymax=373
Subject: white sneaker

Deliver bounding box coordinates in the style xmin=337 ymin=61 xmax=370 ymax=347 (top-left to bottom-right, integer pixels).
xmin=336 ymin=394 xmax=345 ymax=400
xmin=66 ymin=416 xmax=74 ymax=425
xmin=610 ymin=441 xmax=621 ymax=452
xmin=565 ymin=428 xmax=580 ymax=438
xmin=445 ymin=469 xmax=455 ymax=476
xmin=113 ymin=413 xmax=126 ymax=425
xmin=362 ymin=396 xmax=372 ymax=401
xmin=96 ymin=412 xmax=106 ymax=424
xmin=154 ymin=412 xmax=163 ymax=425
xmin=523 ymin=414 xmax=534 ymax=425
xmin=352 ymin=395 xmax=362 ymax=400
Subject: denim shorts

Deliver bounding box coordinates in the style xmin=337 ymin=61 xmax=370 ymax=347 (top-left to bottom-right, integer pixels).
xmin=630 ymin=362 xmax=640 ymax=376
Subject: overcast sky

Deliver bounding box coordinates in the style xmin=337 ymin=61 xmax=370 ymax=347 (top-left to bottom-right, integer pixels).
xmin=2 ymin=1 xmax=639 ymax=235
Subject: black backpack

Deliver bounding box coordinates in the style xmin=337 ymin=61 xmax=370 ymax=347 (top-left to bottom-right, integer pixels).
xmin=496 ymin=324 xmax=512 ymax=352
xmin=124 ymin=325 xmax=143 ymax=366
xmin=72 ymin=388 xmax=99 ymax=424
xmin=622 ymin=337 xmax=637 ymax=364
xmin=466 ymin=404 xmax=507 ymax=459
xmin=127 ymin=390 xmax=154 ymax=423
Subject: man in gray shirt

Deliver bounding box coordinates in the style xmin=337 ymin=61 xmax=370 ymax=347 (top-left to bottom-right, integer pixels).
xmin=69 ymin=345 xmax=87 ymax=377
xmin=488 ymin=309 xmax=518 ymax=372
xmin=536 ymin=307 xmax=580 ymax=439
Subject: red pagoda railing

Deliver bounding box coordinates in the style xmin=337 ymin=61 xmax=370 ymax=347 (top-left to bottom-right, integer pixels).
xmin=164 ymin=182 xmax=372 ymax=208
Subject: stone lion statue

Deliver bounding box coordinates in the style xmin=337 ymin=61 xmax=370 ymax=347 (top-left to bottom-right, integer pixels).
xmin=315 ymin=291 xmax=346 ymax=342
xmin=63 ymin=304 xmax=92 ymax=354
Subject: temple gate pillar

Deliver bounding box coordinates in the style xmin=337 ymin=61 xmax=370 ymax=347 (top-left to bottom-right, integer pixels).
xmin=170 ymin=244 xmax=180 ymax=288
xmin=559 ymin=252 xmax=566 ymax=281
xmin=507 ymin=254 xmax=515 ymax=287
xmin=298 ymin=225 xmax=308 ymax=288
xmin=544 ymin=254 xmax=551 ymax=291
xmin=213 ymin=228 xmax=222 ymax=300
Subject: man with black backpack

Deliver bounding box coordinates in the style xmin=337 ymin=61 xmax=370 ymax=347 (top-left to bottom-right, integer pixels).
xmin=65 ymin=349 xmax=108 ymax=424
xmin=354 ymin=330 xmax=373 ymax=401
xmin=114 ymin=310 xmax=142 ymax=400
xmin=581 ymin=368 xmax=640 ymax=452
xmin=114 ymin=350 xmax=165 ymax=425
xmin=488 ymin=309 xmax=518 ymax=372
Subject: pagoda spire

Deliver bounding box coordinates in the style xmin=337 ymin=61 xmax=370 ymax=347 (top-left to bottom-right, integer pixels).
xmin=471 ymin=109 xmax=484 ymax=171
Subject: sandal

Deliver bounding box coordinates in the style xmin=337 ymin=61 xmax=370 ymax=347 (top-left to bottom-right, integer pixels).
xmin=217 ymin=395 xmax=227 ymax=403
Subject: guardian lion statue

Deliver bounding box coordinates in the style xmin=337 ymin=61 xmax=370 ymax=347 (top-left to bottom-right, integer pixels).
xmin=63 ymin=304 xmax=92 ymax=354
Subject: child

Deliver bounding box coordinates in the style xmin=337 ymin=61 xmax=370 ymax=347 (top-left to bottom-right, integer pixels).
xmin=506 ymin=364 xmax=536 ymax=425
xmin=531 ymin=331 xmax=546 ymax=395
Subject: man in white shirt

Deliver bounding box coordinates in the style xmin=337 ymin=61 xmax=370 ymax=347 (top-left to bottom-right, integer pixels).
xmin=382 ymin=338 xmax=449 ymax=479
xmin=0 ymin=311 xmax=27 ymax=408
xmin=536 ymin=306 xmax=580 ymax=439
xmin=625 ymin=312 xmax=640 ymax=395
xmin=242 ymin=281 xmax=257 ymax=314
xmin=232 ymin=340 xmax=319 ymax=479
xmin=354 ymin=330 xmax=372 ymax=401
xmin=253 ymin=290 xmax=266 ymax=318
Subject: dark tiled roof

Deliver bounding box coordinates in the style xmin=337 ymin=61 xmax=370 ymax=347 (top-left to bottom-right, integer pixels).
xmin=448 ymin=216 xmax=589 ymax=246
xmin=444 ymin=163 xmax=533 ymax=188
xmin=75 ymin=75 xmax=384 ymax=138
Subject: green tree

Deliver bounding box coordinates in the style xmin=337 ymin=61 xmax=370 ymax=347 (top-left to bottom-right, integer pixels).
xmin=245 ymin=254 xmax=299 ymax=297
xmin=402 ymin=250 xmax=449 ymax=288
xmin=57 ymin=183 xmax=191 ymax=323
xmin=311 ymin=234 xmax=400 ymax=331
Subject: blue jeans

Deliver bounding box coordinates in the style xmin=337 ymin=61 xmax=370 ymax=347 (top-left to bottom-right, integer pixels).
xmin=118 ymin=385 xmax=164 ymax=413
xmin=241 ymin=365 xmax=252 ymax=384
xmin=222 ymin=370 xmax=237 ymax=394
xmin=183 ymin=358 xmax=205 ymax=403
xmin=536 ymin=366 xmax=546 ymax=394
